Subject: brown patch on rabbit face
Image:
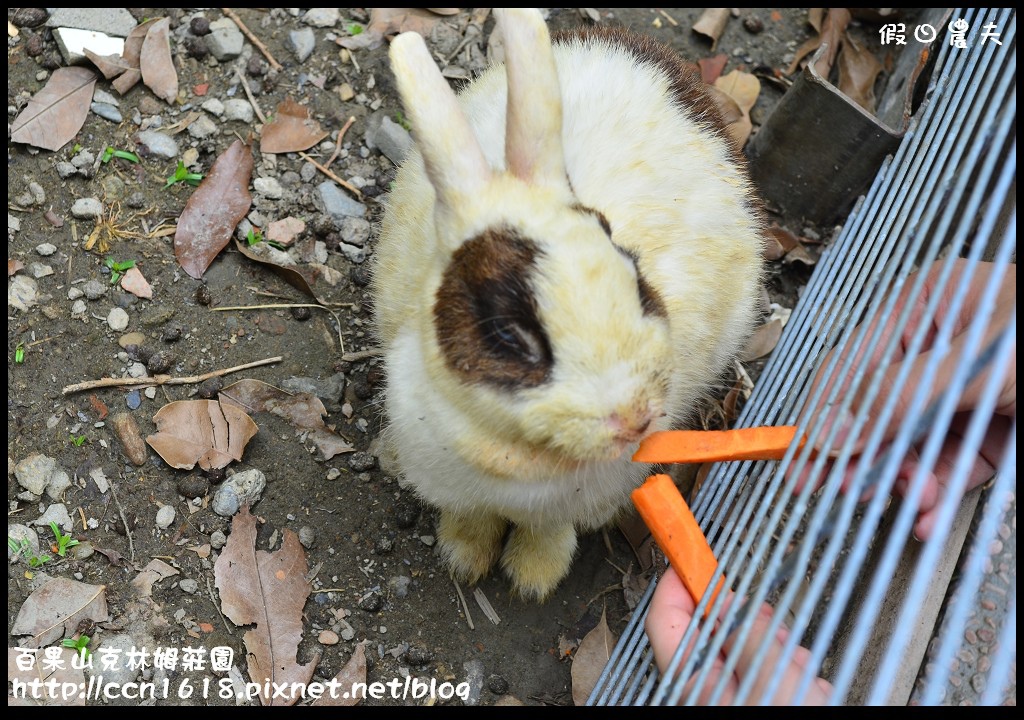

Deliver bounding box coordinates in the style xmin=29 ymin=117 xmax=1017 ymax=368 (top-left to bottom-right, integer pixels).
xmin=434 ymin=228 xmax=553 ymax=389
xmin=613 ymin=245 xmax=667 ymax=318
xmin=571 ymin=202 xmax=612 ymax=237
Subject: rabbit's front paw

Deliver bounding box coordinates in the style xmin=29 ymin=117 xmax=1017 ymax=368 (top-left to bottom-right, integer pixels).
xmin=501 ymin=523 xmax=578 ymax=601
xmin=438 ymin=509 xmax=507 ymax=583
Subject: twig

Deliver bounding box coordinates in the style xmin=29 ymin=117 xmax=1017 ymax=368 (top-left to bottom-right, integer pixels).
xmin=221 ymin=8 xmax=282 ymax=71
xmin=341 ymin=348 xmax=382 ymax=362
xmin=207 ymin=577 xmax=234 ymax=636
xmin=234 ymin=69 xmax=267 ymax=124
xmin=108 ymin=480 xmax=135 ymax=562
xmin=298 ymin=152 xmax=363 ymax=199
xmin=62 ymin=356 xmax=282 ymax=395
xmin=472 ymin=587 xmax=501 ymax=625
xmin=657 ymin=9 xmax=679 ymax=26
xmin=325 ymin=116 xmax=356 ymax=169
xmin=452 ymin=575 xmax=475 ymax=630
xmin=26 ymin=335 xmax=58 ymax=348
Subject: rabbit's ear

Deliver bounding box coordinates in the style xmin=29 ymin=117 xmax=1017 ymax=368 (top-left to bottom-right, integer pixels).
xmin=497 ymin=8 xmax=569 ymax=192
xmin=389 ymin=32 xmax=491 ymax=211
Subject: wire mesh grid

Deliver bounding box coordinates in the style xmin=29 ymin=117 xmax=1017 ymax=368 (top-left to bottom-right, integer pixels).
xmin=589 ymin=7 xmax=1016 ymax=706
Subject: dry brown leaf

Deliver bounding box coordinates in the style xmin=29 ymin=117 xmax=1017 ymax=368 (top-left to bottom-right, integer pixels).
xmin=111 ymin=17 xmax=159 ymax=94
xmin=571 ymin=607 xmax=616 ymax=705
xmin=234 ymin=238 xmax=347 ymax=307
xmin=767 ymin=225 xmax=801 ymax=253
xmin=784 ymin=243 xmax=817 ymax=266
xmin=707 ymin=85 xmax=743 ymax=126
xmin=119 ymin=265 xmax=153 ymax=298
xmin=714 ymin=70 xmax=761 ymax=148
xmin=260 ymin=99 xmax=330 ymax=154
xmin=8 ymin=647 xmax=86 ymax=706
xmin=698 ymin=53 xmax=729 ymax=84
xmin=219 ymin=379 xmax=355 ymax=460
xmin=808 ymin=7 xmax=825 ymax=33
xmin=9 ymin=258 xmax=24 ymax=276
xmin=10 ymin=67 xmax=97 ymax=151
xmin=311 ymin=643 xmax=367 ymax=706
xmin=692 ymin=8 xmax=731 ymax=50
xmin=84 ymin=49 xmax=134 ymax=79
xmin=131 ymin=558 xmax=179 ymax=597
xmin=188 ymin=544 xmax=212 ymax=558
xmin=786 ymin=8 xmax=851 ymax=77
xmin=214 ymin=506 xmax=320 ymax=706
xmin=140 ymin=17 xmax=178 ymax=104
xmin=427 ymin=8 xmax=461 ymax=15
xmin=739 ymin=318 xmax=783 ymax=361
xmin=838 ymin=33 xmax=883 ymax=113
xmin=10 ymin=578 xmax=110 ymax=648
xmin=617 ymin=512 xmax=654 ymax=572
xmin=370 ymin=7 xmax=447 ymax=38
xmin=762 ymin=232 xmax=787 ymax=261
xmin=146 ymin=399 xmax=259 ymax=470
xmin=174 ymin=139 xmax=253 ymax=279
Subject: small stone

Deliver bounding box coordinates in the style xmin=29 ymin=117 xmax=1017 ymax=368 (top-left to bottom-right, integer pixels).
xmin=68 ymin=287 xmax=84 ymax=300
xmin=462 ymin=659 xmax=485 ymax=706
xmin=196 ymin=284 xmax=212 ymax=305
xmin=337 ymin=83 xmax=355 ymax=102
xmin=82 ymin=279 xmax=107 ymax=300
xmin=28 ymin=262 xmax=54 ymax=279
xmin=246 ymin=55 xmax=266 ymax=76
xmin=47 ymin=8 xmax=136 ymax=37
xmin=418 ymin=535 xmax=435 ymax=547
xmin=318 ymin=181 xmax=367 ymax=224
xmin=71 ymin=149 xmax=96 ymax=169
xmin=406 ymin=644 xmax=432 ymax=667
xmin=318 ymin=630 xmax=340 ymax=645
xmin=156 ymin=505 xmax=177 ymax=530
xmin=15 ymin=454 xmax=59 ymax=495
xmin=253 ymin=177 xmax=284 ymax=199
xmin=161 ymin=325 xmax=183 ymax=343
xmin=212 ymin=469 xmax=267 ymax=517
xmin=365 ymin=113 xmax=413 ymax=166
xmin=210 ymin=530 xmax=227 ymax=549
xmin=394 ymin=499 xmax=421 ymax=529
xmin=201 ymin=98 xmax=225 ymax=116
xmin=303 ymin=8 xmax=340 ymax=27
xmin=25 ymin=33 xmax=45 ymax=57
xmin=126 ymin=191 xmax=146 ymax=209
xmin=125 ymin=389 xmax=142 ymax=410
xmin=147 ymin=350 xmax=174 ymax=374
xmin=183 ymin=35 xmax=209 ymax=59
xmin=71 ymin=198 xmax=104 ymax=219
xmin=348 ymin=451 xmax=376 ymax=472
xmin=289 ymin=28 xmax=316 ymax=63
xmin=300 ymin=162 xmax=318 ymax=183
xmin=206 ymin=17 xmax=245 ymax=61
xmin=71 ymin=299 xmax=87 ymax=316
xmin=107 ymin=307 xmax=130 ymax=331
xmin=291 ymin=306 xmax=312 ymax=321
xmin=188 ymin=114 xmax=218 ymax=139
xmin=358 ymin=592 xmax=383 ymax=613
xmin=350 ymin=265 xmax=372 ymax=286
xmin=743 ymin=16 xmax=764 ymax=34
xmin=177 ymin=475 xmax=210 ymax=500
xmin=71 ymin=541 xmax=95 ymax=560
xmin=976 ymin=628 xmax=995 ymax=643
xmin=971 ymin=673 xmax=986 ymax=693
xmin=339 ymin=623 xmax=355 ymax=641
xmin=487 ymin=674 xmax=509 ymax=695
xmin=299 ymin=526 xmax=316 ymax=548
xmin=91 ymin=102 xmax=122 ymax=122
xmin=190 ymin=16 xmax=211 ymax=36
xmin=56 ymin=161 xmax=78 ymax=179
xmin=326 ymin=468 xmax=342 ymax=481
xmin=100 ymin=175 xmax=126 ymax=201
xmin=339 ymin=216 xmax=371 ymax=246
xmin=30 ymin=503 xmax=73 ymax=532
xmin=339 ymin=242 xmax=368 ymax=264
xmin=179 ymin=578 xmax=199 ymax=594
xmin=223 ymin=99 xmax=254 ymax=123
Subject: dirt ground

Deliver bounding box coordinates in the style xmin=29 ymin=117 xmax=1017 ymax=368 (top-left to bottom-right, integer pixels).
xmin=8 ymin=8 xmax=855 ymax=706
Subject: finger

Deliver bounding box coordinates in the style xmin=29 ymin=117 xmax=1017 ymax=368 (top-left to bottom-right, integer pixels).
xmin=646 ymin=567 xmax=696 ymax=676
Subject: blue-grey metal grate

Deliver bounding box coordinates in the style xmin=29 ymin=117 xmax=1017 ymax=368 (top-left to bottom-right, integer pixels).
xmin=590 ymin=7 xmax=1015 ymax=706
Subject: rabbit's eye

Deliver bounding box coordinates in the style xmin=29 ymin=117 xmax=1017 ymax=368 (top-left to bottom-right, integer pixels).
xmin=491 ymin=320 xmax=545 ymax=365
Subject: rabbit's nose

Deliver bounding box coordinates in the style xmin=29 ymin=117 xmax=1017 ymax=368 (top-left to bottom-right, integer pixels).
xmin=608 ymin=406 xmax=657 ymax=442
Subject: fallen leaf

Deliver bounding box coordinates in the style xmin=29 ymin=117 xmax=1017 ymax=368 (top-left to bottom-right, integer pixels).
xmin=260 ymin=99 xmax=329 ymax=154
xmin=235 ymin=238 xmax=347 ymax=307
xmin=187 ymin=544 xmax=212 ymax=558
xmin=692 ymin=8 xmax=731 ymax=50
xmin=707 ymin=85 xmax=743 ymax=126
xmin=571 ymin=607 xmax=616 ymax=705
xmin=146 ymin=399 xmax=259 ymax=470
xmin=10 ymin=67 xmax=97 ymax=151
xmin=10 ymin=578 xmax=109 ymax=648
xmin=88 ymin=393 xmax=109 ymax=420
xmin=8 ymin=259 xmax=24 ymax=276
xmin=131 ymin=558 xmax=179 ymax=597
xmin=838 ymin=33 xmax=883 ymax=113
xmin=140 ymin=17 xmax=178 ymax=104
xmin=762 ymin=232 xmax=787 ymax=261
xmin=219 ymin=379 xmax=354 ymax=460
xmin=714 ymin=70 xmax=761 ymax=148
xmin=783 ymin=243 xmax=817 ymax=266
xmin=110 ymin=18 xmax=159 ymax=94
xmin=174 ymin=139 xmax=254 ymax=279
xmin=426 ymin=8 xmax=460 ymax=15
xmin=8 ymin=647 xmax=86 ymax=706
xmin=739 ymin=318 xmax=783 ymax=361
xmin=119 ymin=265 xmax=153 ymax=298
xmin=84 ymin=49 xmax=134 ymax=79
xmin=698 ymin=53 xmax=729 ymax=84
xmin=312 ymin=643 xmax=367 ymax=706
xmin=369 ymin=7 xmax=447 ymax=39
xmin=786 ymin=8 xmax=851 ymax=77
xmin=93 ymin=545 xmax=129 ymax=567
xmin=807 ymin=8 xmax=825 ymax=33
xmin=215 ymin=506 xmax=320 ymax=706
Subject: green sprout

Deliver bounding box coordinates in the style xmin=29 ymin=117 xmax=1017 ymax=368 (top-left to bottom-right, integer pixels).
xmin=72 ymin=143 xmax=83 ymax=154
xmin=62 ymin=634 xmax=92 ymax=660
xmin=347 ymin=22 xmax=364 ymax=35
xmin=394 ymin=109 xmax=412 ymax=131
xmin=105 ymin=257 xmax=136 ymax=285
xmin=246 ymin=228 xmax=285 ymax=251
xmin=15 ymin=342 xmax=25 ymax=364
xmin=70 ymin=434 xmax=87 ymax=447
xmin=165 ymin=160 xmax=204 ymax=188
xmin=7 ymin=537 xmax=51 ymax=568
xmin=101 ymin=146 xmax=140 ymax=164
xmin=49 ymin=521 xmax=80 ymax=557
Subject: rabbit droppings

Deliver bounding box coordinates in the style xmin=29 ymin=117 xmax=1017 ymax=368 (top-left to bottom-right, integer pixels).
xmin=372 ymin=8 xmax=764 ymax=600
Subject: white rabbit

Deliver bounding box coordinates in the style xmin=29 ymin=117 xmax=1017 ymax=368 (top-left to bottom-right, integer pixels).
xmin=372 ymin=8 xmax=764 ymax=600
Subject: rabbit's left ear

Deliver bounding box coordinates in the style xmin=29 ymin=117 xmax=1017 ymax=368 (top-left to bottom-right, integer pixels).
xmin=497 ymin=8 xmax=570 ymax=193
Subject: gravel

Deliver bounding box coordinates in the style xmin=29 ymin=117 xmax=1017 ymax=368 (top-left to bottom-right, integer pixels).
xmin=70 ymin=197 xmax=104 ymax=218
xmin=137 ymin=129 xmax=179 ymax=158
xmin=206 ymin=17 xmax=244 ymax=60
xmin=289 ymin=28 xmax=316 ymax=62
xmin=107 ymin=307 xmax=130 ymax=331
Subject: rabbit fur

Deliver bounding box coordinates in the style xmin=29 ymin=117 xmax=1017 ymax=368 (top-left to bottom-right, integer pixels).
xmin=372 ymin=8 xmax=764 ymax=600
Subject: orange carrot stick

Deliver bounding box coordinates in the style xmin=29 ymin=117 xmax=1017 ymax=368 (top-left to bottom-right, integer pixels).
xmin=632 ymin=426 xmax=805 ymax=464
xmin=632 ymin=473 xmax=724 ymax=615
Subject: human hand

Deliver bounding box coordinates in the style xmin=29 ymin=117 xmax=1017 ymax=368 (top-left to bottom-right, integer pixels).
xmin=645 ymin=567 xmax=833 ymax=705
xmin=799 ymin=259 xmax=1015 ymax=539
